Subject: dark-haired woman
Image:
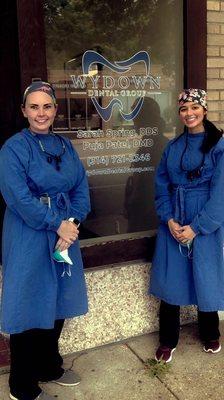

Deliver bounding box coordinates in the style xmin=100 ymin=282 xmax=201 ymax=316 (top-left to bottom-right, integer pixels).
xmin=0 ymin=81 xmax=90 ymax=399
xmin=150 ymin=89 xmax=224 ymax=363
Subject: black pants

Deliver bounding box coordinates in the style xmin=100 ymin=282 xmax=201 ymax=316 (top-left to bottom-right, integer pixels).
xmin=9 ymin=319 xmax=65 ymax=400
xmin=159 ymin=301 xmax=220 ymax=349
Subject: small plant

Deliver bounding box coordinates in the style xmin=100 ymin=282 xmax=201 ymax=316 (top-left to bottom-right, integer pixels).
xmin=144 ymin=358 xmax=171 ymax=378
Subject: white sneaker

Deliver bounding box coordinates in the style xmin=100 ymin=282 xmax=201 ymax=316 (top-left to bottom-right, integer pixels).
xmin=52 ymin=370 xmax=81 ymax=386
xmin=10 ymin=391 xmax=55 ymax=400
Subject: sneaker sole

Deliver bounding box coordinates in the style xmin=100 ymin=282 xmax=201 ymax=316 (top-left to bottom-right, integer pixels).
xmin=9 ymin=395 xmax=18 ymax=400
xmin=203 ymin=344 xmax=221 ymax=354
xmin=10 ymin=393 xmax=43 ymax=400
xmin=155 ymin=347 xmax=176 ymax=363
xmin=51 ymin=380 xmax=81 ymax=387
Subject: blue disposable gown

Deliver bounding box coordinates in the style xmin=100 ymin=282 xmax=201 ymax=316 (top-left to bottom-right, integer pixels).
xmin=150 ymin=132 xmax=224 ymax=311
xmin=0 ymin=129 xmax=91 ymax=333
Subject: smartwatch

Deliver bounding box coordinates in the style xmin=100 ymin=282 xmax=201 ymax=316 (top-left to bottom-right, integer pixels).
xmin=73 ymin=218 xmax=80 ymax=227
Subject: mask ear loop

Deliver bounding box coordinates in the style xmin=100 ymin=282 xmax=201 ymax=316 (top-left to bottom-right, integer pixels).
xmin=61 ymin=263 xmax=72 ymax=277
xmin=179 ymin=242 xmax=193 ymax=259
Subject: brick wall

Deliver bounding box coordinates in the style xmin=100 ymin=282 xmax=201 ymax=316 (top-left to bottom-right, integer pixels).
xmin=207 ymin=0 xmax=224 ymax=129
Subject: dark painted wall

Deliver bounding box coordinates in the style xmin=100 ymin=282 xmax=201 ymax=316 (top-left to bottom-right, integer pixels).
xmin=0 ymin=1 xmax=24 ymax=262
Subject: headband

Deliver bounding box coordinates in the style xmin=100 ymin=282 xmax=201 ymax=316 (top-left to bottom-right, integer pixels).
xmin=178 ymin=88 xmax=207 ymax=110
xmin=23 ymin=81 xmax=56 ymax=105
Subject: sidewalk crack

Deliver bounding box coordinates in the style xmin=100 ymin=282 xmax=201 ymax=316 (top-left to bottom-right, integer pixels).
xmin=125 ymin=343 xmax=180 ymax=400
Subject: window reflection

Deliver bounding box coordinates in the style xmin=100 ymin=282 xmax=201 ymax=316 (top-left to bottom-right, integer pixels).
xmin=124 ymin=97 xmax=169 ymax=233
xmin=44 ymin=0 xmax=183 ymax=240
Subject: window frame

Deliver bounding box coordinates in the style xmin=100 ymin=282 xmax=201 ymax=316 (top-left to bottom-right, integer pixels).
xmin=14 ymin=0 xmax=207 ymax=268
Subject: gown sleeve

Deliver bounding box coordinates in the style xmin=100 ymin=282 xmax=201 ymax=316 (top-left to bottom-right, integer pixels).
xmin=67 ymin=143 xmax=90 ymax=222
xmin=0 ymin=142 xmax=63 ymax=231
xmin=190 ymin=149 xmax=224 ymax=234
xmin=154 ymin=143 xmax=174 ymax=223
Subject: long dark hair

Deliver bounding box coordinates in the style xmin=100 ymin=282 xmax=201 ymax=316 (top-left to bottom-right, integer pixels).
xmin=201 ymin=118 xmax=223 ymax=153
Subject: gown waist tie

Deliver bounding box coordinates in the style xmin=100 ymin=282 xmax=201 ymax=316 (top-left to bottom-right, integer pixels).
xmin=39 ymin=192 xmax=71 ymax=219
xmin=172 ymin=184 xmax=210 ymax=225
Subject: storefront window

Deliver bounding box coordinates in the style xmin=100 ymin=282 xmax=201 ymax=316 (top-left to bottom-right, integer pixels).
xmin=44 ymin=0 xmax=183 ymax=241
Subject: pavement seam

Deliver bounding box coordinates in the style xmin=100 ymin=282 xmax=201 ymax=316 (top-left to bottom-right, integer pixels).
xmin=0 ymin=366 xmax=10 ymax=376
xmin=70 ymin=356 xmax=76 ymax=370
xmin=125 ymin=343 xmax=180 ymax=400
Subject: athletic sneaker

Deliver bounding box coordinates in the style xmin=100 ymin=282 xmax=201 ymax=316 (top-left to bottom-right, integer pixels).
xmin=203 ymin=340 xmax=221 ymax=353
xmin=52 ymin=370 xmax=81 ymax=386
xmin=9 ymin=391 xmax=55 ymax=400
xmin=155 ymin=345 xmax=176 ymax=363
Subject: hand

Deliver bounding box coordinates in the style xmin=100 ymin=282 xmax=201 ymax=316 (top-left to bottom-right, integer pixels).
xmin=175 ymin=225 xmax=196 ymax=243
xmin=55 ymin=238 xmax=71 ymax=252
xmin=168 ymin=218 xmax=183 ymax=241
xmin=56 ymin=220 xmax=79 ymax=246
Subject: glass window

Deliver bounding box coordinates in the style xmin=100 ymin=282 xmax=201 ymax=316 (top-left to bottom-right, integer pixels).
xmin=44 ymin=0 xmax=183 ymax=241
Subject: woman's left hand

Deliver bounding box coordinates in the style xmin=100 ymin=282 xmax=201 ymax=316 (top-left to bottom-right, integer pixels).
xmin=55 ymin=237 xmax=74 ymax=252
xmin=175 ymin=225 xmax=196 ymax=243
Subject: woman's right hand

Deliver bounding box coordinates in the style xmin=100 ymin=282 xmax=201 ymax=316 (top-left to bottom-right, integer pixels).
xmin=55 ymin=238 xmax=71 ymax=252
xmin=168 ymin=218 xmax=183 ymax=241
xmin=56 ymin=220 xmax=79 ymax=246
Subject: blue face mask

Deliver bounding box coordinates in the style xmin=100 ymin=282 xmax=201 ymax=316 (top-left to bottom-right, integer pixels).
xmin=179 ymin=240 xmax=193 ymax=259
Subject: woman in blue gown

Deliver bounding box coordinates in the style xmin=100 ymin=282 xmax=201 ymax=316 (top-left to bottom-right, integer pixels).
xmin=149 ymin=89 xmax=224 ymax=363
xmin=0 ymin=81 xmax=90 ymax=400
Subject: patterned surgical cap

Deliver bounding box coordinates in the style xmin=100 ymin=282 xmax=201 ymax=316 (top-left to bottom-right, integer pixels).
xmin=178 ymin=88 xmax=207 ymax=110
xmin=23 ymin=81 xmax=56 ymax=105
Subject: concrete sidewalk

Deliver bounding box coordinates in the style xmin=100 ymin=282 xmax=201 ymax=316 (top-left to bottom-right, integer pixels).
xmin=1 ymin=322 xmax=224 ymax=400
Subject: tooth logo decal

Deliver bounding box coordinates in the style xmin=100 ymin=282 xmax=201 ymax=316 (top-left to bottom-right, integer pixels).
xmin=71 ymin=50 xmax=160 ymax=122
